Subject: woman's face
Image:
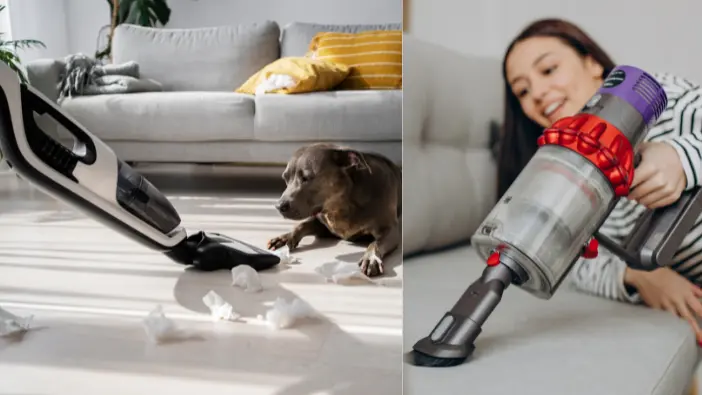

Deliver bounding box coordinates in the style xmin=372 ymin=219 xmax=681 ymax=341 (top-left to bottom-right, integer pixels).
xmin=505 ymin=36 xmax=604 ymax=128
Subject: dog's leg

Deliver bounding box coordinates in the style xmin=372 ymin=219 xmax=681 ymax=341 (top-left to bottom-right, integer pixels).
xmin=267 ymin=216 xmax=330 ymax=251
xmin=359 ymin=221 xmax=400 ymax=277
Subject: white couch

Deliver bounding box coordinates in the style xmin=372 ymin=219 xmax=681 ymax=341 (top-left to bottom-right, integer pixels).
xmin=25 ymin=21 xmax=402 ymax=167
xmin=402 ymin=33 xmax=700 ymax=395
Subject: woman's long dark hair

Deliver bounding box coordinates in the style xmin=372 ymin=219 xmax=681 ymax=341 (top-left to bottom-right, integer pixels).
xmin=497 ymin=18 xmax=617 ymax=198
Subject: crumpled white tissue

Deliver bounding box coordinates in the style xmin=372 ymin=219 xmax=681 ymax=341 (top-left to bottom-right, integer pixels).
xmin=271 ymin=245 xmax=299 ymax=266
xmin=315 ymin=261 xmax=373 ymax=284
xmin=259 ymin=297 xmax=317 ymax=330
xmin=0 ymin=306 xmax=32 ymax=336
xmin=255 ymin=74 xmax=296 ymax=95
xmin=231 ymin=265 xmax=263 ymax=293
xmin=143 ymin=305 xmax=181 ymax=344
xmin=202 ymin=290 xmax=239 ymax=321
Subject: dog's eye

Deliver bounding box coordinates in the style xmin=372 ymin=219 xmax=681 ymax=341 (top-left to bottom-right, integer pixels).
xmin=300 ymin=173 xmax=314 ymax=183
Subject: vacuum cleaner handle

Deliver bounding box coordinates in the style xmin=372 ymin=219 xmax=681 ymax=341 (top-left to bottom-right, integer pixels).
xmin=22 ymin=86 xmax=98 ymax=175
xmin=594 ymin=152 xmax=702 ymax=270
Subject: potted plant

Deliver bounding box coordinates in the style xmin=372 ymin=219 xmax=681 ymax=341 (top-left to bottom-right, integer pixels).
xmin=95 ymin=0 xmax=172 ymax=62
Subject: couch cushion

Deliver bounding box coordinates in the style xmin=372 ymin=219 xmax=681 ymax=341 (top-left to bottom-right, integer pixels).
xmin=404 ymin=245 xmax=700 ymax=395
xmin=111 ymin=22 xmax=281 ymax=92
xmin=280 ymin=22 xmax=402 ymax=58
xmin=252 ymin=90 xmax=401 ymax=142
xmin=402 ymin=34 xmax=503 ymax=255
xmin=59 ymin=92 xmax=254 ymax=142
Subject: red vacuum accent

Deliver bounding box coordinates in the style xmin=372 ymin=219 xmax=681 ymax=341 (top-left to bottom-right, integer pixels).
xmin=487 ymin=251 xmax=500 ymax=266
xmin=582 ymin=237 xmax=599 ymax=259
xmin=537 ymin=113 xmax=635 ymax=197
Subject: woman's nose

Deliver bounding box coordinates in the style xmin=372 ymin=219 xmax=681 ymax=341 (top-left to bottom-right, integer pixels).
xmin=530 ymin=82 xmax=550 ymax=102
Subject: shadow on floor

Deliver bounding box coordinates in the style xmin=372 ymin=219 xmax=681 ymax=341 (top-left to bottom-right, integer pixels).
xmin=171 ymin=256 xmax=402 ymax=395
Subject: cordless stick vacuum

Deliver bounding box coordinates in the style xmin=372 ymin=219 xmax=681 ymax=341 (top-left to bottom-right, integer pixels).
xmin=411 ymin=65 xmax=702 ymax=367
xmin=0 ymin=62 xmax=280 ymax=271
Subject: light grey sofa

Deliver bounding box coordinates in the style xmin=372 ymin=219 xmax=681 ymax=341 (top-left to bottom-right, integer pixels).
xmin=401 ymin=33 xmax=700 ymax=395
xmin=25 ymin=21 xmax=402 ymax=166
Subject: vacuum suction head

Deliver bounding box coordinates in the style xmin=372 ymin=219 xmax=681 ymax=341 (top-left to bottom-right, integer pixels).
xmin=165 ymin=231 xmax=281 ymax=271
xmin=409 ymin=261 xmax=516 ymax=367
xmin=409 ymin=342 xmax=472 ymax=367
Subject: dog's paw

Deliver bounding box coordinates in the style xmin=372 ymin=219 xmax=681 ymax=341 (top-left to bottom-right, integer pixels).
xmin=267 ymin=232 xmax=298 ymax=251
xmin=359 ymin=249 xmax=384 ymax=277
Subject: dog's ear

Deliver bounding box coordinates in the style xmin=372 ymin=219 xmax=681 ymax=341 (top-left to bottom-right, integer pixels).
xmin=331 ymin=148 xmax=372 ymax=173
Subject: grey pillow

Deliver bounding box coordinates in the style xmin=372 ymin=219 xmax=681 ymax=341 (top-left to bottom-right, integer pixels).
xmin=280 ymin=22 xmax=402 ymax=58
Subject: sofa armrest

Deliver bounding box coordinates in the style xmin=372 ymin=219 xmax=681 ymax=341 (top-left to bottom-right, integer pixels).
xmin=25 ymin=58 xmax=65 ymax=102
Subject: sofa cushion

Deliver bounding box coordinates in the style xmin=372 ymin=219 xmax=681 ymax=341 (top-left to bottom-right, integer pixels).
xmin=280 ymin=22 xmax=402 ymax=58
xmin=111 ymin=22 xmax=281 ymax=92
xmin=59 ymin=92 xmax=255 ymax=142
xmin=404 ymin=245 xmax=700 ymax=395
xmin=252 ymin=90 xmax=401 ymax=142
xmin=26 ymin=58 xmax=66 ymax=102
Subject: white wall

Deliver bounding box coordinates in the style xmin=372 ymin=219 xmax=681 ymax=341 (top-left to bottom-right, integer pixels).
xmin=10 ymin=0 xmax=400 ymax=62
xmin=6 ymin=0 xmax=70 ymax=62
xmin=67 ymin=0 xmax=401 ymax=57
xmin=0 ymin=0 xmax=11 ymax=39
xmin=408 ymin=0 xmax=702 ymax=83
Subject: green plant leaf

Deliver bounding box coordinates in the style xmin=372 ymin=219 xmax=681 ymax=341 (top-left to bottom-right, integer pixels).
xmin=150 ymin=0 xmax=171 ymax=25
xmin=3 ymin=39 xmax=46 ymax=51
xmin=124 ymin=0 xmax=139 ymax=24
xmin=0 ymin=49 xmax=28 ymax=84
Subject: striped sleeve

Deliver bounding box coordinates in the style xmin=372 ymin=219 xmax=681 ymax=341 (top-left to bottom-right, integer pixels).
xmin=650 ymin=73 xmax=702 ymax=190
xmin=566 ymin=252 xmax=642 ymax=304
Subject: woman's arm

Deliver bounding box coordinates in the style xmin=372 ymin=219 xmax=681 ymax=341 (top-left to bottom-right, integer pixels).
xmin=566 ymin=251 xmax=642 ymax=304
xmin=651 ymin=73 xmax=702 ymax=191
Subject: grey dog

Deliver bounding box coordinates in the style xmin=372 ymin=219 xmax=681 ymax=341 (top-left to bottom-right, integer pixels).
xmin=267 ymin=143 xmax=402 ymax=277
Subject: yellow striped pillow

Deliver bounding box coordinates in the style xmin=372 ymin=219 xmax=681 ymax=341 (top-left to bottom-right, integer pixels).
xmin=306 ymin=30 xmax=402 ymax=90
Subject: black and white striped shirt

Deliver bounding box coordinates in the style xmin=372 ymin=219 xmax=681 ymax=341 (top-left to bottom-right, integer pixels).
xmin=568 ymin=72 xmax=702 ymax=303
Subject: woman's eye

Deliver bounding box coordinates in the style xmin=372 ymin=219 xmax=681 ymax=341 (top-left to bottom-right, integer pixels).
xmin=543 ymin=65 xmax=557 ymax=75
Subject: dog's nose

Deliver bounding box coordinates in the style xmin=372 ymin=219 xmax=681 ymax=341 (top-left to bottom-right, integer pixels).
xmin=276 ymin=201 xmax=291 ymax=213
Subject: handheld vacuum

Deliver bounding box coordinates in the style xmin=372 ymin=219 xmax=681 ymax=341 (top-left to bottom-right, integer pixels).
xmin=411 ymin=65 xmax=702 ymax=367
xmin=0 ymin=62 xmax=281 ymax=272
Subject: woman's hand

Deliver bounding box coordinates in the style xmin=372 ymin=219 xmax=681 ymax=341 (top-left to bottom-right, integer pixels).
xmin=625 ymin=267 xmax=702 ymax=342
xmin=628 ymin=142 xmax=686 ymax=209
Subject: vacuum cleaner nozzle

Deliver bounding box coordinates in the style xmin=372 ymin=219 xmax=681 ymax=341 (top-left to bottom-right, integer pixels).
xmin=410 ymin=260 xmax=518 ymax=367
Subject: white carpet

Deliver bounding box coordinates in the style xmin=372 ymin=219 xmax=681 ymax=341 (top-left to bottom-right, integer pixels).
xmin=0 ymin=173 xmax=402 ymax=394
